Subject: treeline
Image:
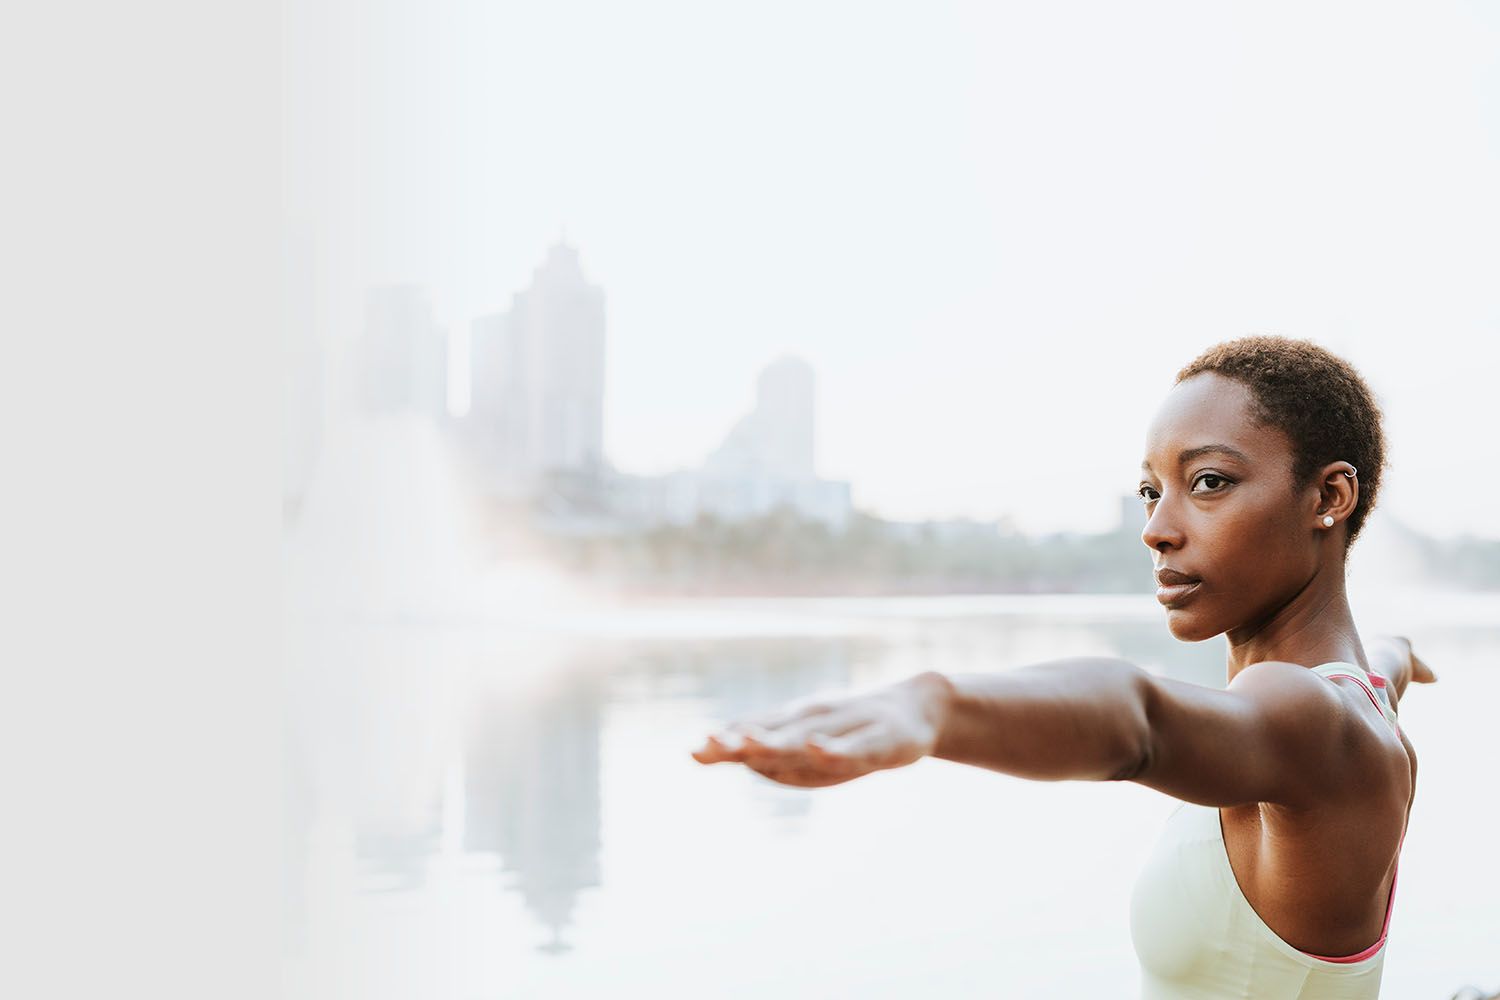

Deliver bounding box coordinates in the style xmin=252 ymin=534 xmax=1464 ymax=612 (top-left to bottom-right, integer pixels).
xmin=532 ymin=508 xmax=1153 ymax=596
xmin=1379 ymin=525 xmax=1500 ymax=590
xmin=526 ymin=506 xmax=1500 ymax=597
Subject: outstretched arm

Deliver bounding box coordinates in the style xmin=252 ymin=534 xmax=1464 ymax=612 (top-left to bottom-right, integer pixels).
xmin=694 ymin=656 xmax=1379 ymax=807
xmin=930 ymin=657 xmax=1383 ymax=807
xmin=926 ymin=657 xmax=1150 ymax=782
xmin=689 ymin=657 xmax=1155 ymax=785
xmin=1365 ymin=634 xmax=1438 ymax=709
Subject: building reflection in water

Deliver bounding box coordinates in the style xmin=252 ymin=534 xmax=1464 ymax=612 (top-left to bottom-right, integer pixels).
xmin=622 ymin=635 xmax=875 ymax=825
xmin=340 ymin=616 xmax=1221 ymax=952
xmin=464 ymin=655 xmax=604 ymax=955
xmin=450 ymin=633 xmax=879 ymax=951
xmin=285 ymin=603 xmax=1495 ymax=997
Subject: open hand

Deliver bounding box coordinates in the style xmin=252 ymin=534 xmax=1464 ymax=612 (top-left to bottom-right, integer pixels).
xmin=690 ymin=672 xmax=951 ymax=788
xmin=1391 ymin=635 xmax=1438 ymax=684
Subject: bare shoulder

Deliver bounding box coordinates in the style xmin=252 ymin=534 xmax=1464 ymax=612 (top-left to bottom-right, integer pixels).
xmin=1225 ymin=661 xmax=1352 ymax=739
xmin=1238 ymin=660 xmax=1413 ymax=802
xmin=1226 ymin=660 xmax=1338 ymax=702
xmin=1134 ymin=660 xmax=1405 ymax=809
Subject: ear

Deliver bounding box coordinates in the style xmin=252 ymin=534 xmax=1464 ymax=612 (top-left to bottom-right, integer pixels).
xmin=1314 ymin=462 xmax=1359 ymax=530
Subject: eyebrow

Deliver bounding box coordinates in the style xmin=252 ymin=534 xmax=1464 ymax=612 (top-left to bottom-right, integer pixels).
xmin=1140 ymin=444 xmax=1251 ymax=474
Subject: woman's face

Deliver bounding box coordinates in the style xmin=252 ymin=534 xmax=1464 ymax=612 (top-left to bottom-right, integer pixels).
xmin=1137 ymin=372 xmax=1317 ymax=642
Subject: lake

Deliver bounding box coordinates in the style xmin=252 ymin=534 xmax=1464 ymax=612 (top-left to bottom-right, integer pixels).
xmin=283 ymin=591 xmax=1500 ymax=998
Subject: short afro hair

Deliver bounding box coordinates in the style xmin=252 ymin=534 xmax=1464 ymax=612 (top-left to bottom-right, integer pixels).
xmin=1174 ymin=335 xmax=1388 ymax=550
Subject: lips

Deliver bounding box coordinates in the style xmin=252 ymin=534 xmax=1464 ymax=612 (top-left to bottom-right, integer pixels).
xmin=1155 ymin=580 xmax=1202 ymax=606
xmin=1155 ymin=567 xmax=1198 ymax=586
xmin=1154 ymin=567 xmax=1202 ymax=607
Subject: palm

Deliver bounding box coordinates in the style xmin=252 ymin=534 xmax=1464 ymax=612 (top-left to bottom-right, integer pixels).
xmin=1410 ymin=649 xmax=1437 ymax=684
xmin=1390 ymin=635 xmax=1438 ymax=685
xmin=691 ymin=681 xmax=943 ymax=788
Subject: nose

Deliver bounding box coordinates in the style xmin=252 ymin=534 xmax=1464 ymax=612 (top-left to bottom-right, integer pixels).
xmin=1140 ymin=498 xmax=1184 ymax=554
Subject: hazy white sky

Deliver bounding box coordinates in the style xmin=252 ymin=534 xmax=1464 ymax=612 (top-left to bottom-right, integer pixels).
xmin=288 ymin=0 xmax=1500 ymax=539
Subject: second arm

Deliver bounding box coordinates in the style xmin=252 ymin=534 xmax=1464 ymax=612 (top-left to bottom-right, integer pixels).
xmin=923 ymin=657 xmax=1151 ymax=782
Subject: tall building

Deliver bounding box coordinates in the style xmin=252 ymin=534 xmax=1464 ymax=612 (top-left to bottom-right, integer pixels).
xmin=611 ymin=355 xmax=852 ymax=531
xmin=467 ymin=242 xmax=606 ymax=497
xmin=460 ymin=246 xmax=849 ymax=532
xmin=703 ymin=355 xmax=816 ymax=480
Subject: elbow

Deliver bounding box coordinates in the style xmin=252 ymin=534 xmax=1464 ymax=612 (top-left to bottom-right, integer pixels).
xmin=1109 ymin=740 xmax=1153 ymax=783
xmin=1107 ymin=665 xmax=1156 ymax=782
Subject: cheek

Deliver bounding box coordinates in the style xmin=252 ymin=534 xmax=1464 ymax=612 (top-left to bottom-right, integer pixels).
xmin=1225 ymin=490 xmax=1300 ymax=547
xmin=1200 ymin=500 xmax=1300 ymax=586
xmin=1220 ymin=508 xmax=1312 ymax=602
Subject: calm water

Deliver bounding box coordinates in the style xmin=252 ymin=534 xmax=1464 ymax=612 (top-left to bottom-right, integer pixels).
xmin=283 ymin=593 xmax=1500 ymax=998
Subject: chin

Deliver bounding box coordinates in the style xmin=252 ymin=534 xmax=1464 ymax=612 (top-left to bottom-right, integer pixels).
xmin=1163 ymin=610 xmax=1221 ymax=643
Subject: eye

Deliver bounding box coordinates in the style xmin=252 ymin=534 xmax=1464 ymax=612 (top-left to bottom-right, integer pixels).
xmin=1137 ymin=473 xmax=1233 ymax=504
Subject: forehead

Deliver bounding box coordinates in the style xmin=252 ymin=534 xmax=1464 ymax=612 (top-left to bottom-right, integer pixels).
xmin=1141 ymin=373 xmax=1278 ymax=470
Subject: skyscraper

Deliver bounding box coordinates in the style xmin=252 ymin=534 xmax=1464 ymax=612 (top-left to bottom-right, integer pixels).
xmin=692 ymin=355 xmax=850 ymax=529
xmin=467 ymin=242 xmax=606 ymax=497
xmin=703 ymin=355 xmax=817 ymax=481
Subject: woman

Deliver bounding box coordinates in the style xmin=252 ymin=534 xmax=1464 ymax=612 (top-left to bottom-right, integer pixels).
xmin=692 ymin=335 xmax=1438 ymax=998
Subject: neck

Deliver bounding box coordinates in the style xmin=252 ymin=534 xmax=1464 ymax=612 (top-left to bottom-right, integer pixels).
xmin=1223 ymin=561 xmax=1366 ymax=683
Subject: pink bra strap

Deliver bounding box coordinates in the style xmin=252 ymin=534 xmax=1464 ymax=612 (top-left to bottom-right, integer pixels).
xmin=1311 ymin=664 xmax=1401 ymax=736
xmin=1301 ymin=662 xmax=1408 ymax=962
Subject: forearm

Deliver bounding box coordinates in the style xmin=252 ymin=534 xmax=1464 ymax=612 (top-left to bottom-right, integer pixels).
xmin=1364 ymin=636 xmax=1411 ymax=705
xmin=920 ymin=657 xmax=1152 ymax=782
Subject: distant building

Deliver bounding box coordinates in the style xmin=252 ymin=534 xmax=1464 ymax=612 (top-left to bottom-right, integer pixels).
xmin=610 ymin=355 xmax=853 ymax=532
xmin=703 ymin=356 xmax=816 ymax=481
xmin=355 ymin=283 xmax=448 ymax=418
xmin=467 ymin=242 xmax=607 ymax=498
xmin=460 ymin=246 xmax=850 ymax=533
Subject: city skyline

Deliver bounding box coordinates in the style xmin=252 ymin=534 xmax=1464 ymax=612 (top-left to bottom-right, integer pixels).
xmin=333 ymin=242 xmax=856 ymax=533
xmin=320 ymin=237 xmax=1491 ymax=550
xmin=284 ymin=0 xmax=1500 ymax=541
xmin=465 ymin=243 xmax=856 ymax=530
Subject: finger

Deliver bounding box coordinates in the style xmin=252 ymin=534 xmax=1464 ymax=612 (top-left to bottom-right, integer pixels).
xmin=738 ymin=727 xmax=841 ymax=773
xmin=748 ymin=756 xmax=862 ymax=788
xmin=791 ymin=708 xmax=873 ymax=740
xmin=692 ymin=743 xmax=736 ymax=764
xmin=692 ymin=732 xmax=748 ymax=764
xmin=809 ymin=723 xmax=902 ymax=767
xmin=739 ymin=713 xmax=871 ymax=769
xmin=739 ymin=726 xmax=810 ymax=763
xmin=735 ymin=696 xmax=834 ymax=733
xmin=805 ymin=734 xmax=878 ymax=773
xmin=743 ymin=708 xmax=869 ymax=753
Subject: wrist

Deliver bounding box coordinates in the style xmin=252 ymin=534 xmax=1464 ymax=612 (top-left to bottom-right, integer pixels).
xmin=902 ymin=670 xmax=956 ymax=758
xmin=1372 ymin=634 xmax=1410 ymax=672
xmin=1367 ymin=635 xmax=1413 ymax=692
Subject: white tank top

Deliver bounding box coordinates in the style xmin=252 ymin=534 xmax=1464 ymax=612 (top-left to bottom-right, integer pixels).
xmin=1129 ymin=663 xmax=1406 ymax=999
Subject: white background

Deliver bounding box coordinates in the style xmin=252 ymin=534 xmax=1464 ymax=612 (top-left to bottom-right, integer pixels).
xmin=285 ymin=0 xmax=1500 ymax=537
